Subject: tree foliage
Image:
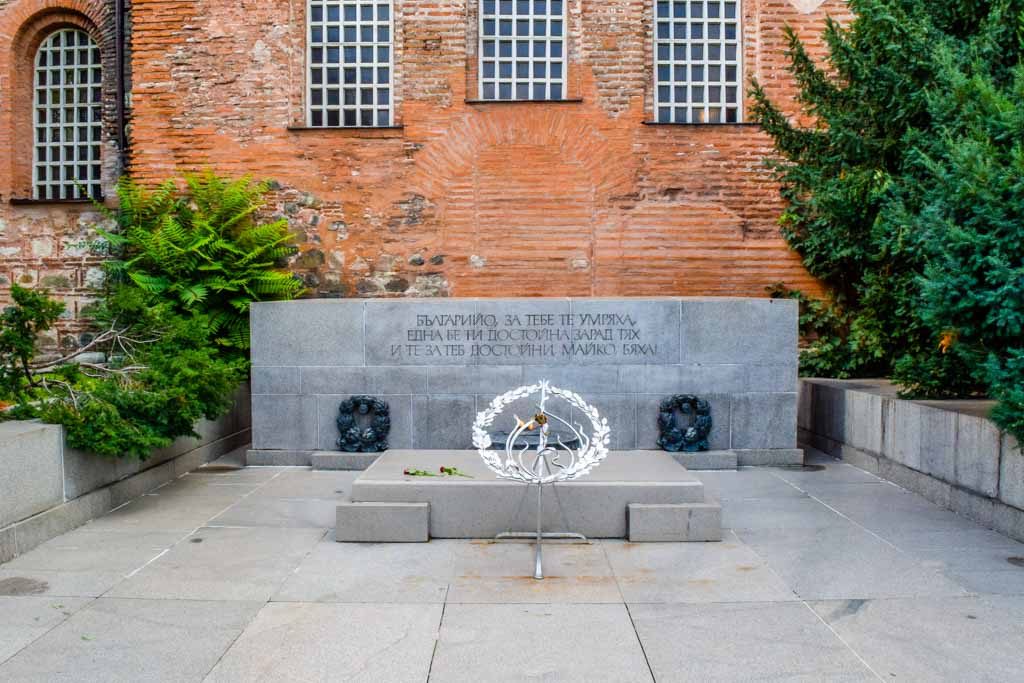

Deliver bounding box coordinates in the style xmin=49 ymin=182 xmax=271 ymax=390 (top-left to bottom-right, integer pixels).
xmin=0 ymin=285 xmax=64 ymax=399
xmin=752 ymin=0 xmax=1024 ymax=439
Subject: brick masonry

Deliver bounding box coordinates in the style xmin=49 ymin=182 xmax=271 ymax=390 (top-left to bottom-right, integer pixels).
xmin=0 ymin=0 xmax=850 ymax=348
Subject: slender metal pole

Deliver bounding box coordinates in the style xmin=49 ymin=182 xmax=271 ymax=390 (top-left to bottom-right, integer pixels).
xmin=534 ymin=481 xmax=543 ymax=580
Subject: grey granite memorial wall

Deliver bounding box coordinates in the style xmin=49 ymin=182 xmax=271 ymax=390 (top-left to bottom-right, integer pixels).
xmin=248 ymin=297 xmax=801 ymax=465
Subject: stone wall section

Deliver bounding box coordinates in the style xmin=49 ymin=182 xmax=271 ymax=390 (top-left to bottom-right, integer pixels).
xmin=248 ymin=297 xmax=801 ymax=465
xmin=799 ymin=378 xmax=1024 ymax=543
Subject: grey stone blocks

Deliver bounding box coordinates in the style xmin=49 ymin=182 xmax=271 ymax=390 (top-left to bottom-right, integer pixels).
xmin=335 ymin=502 xmax=429 ymax=542
xmin=0 ymin=422 xmax=63 ymax=528
xmin=801 ymin=378 xmax=1024 ymax=543
xmin=250 ymin=298 xmax=799 ymax=464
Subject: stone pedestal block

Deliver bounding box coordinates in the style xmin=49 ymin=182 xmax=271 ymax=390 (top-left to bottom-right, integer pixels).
xmin=628 ymin=503 xmax=722 ymax=542
xmin=336 ymin=502 xmax=430 ymax=542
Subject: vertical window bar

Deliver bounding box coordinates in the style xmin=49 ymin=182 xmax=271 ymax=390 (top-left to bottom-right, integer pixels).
xmin=307 ymin=0 xmax=394 ymax=127
xmin=653 ymin=0 xmax=741 ymax=123
xmin=33 ymin=28 xmax=102 ymax=200
xmin=478 ymin=0 xmax=566 ymax=100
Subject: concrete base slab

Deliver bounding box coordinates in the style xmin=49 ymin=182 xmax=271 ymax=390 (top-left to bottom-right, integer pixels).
xmin=628 ymin=502 xmax=722 ymax=542
xmin=311 ymin=451 xmax=380 ymax=470
xmin=336 ymin=502 xmax=429 ymax=542
xmin=342 ymin=450 xmax=715 ymax=539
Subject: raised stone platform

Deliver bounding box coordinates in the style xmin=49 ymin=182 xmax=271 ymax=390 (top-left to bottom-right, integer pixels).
xmin=336 ymin=450 xmax=721 ymax=541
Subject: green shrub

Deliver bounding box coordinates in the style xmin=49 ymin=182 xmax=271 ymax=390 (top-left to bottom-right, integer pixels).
xmin=1 ymin=172 xmax=304 ymax=457
xmin=103 ymin=172 xmax=304 ymax=353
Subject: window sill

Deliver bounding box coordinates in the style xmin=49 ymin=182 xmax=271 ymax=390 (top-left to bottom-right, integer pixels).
xmin=287 ymin=125 xmax=405 ymax=138
xmin=642 ymin=121 xmax=759 ymax=127
xmin=464 ymin=98 xmax=584 ymax=105
xmin=9 ymin=198 xmax=103 ymax=206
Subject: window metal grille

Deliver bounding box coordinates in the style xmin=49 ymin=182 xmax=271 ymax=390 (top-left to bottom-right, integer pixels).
xmin=479 ymin=0 xmax=566 ymax=100
xmin=307 ymin=0 xmax=393 ymax=127
xmin=654 ymin=0 xmax=742 ymax=123
xmin=33 ymin=29 xmax=103 ymax=200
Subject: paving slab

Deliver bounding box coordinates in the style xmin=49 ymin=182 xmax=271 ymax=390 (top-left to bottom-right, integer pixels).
xmin=811 ymin=596 xmax=1024 ymax=681
xmin=1 ymin=528 xmax=184 ymax=574
xmin=447 ymin=540 xmax=621 ymax=603
xmin=722 ymin=496 xmax=853 ymax=532
xmin=769 ymin=462 xmax=885 ymax=488
xmin=629 ymin=601 xmax=875 ymax=681
xmin=0 ymin=597 xmax=262 ymax=682
xmin=430 ymin=603 xmax=652 ymax=683
xmin=878 ymin=527 xmax=1024 ymax=553
xmin=274 ymin=539 xmax=455 ymax=603
xmin=0 ymin=568 xmax=125 ymax=598
xmin=737 ymin=527 xmax=970 ymax=600
xmin=603 ymin=536 xmax=796 ymax=604
xmin=694 ymin=469 xmax=806 ymax=500
xmin=244 ymin=469 xmax=358 ymax=498
xmin=84 ymin=488 xmax=251 ymax=533
xmin=810 ymin=487 xmax=983 ymax=534
xmin=211 ymin=497 xmax=340 ymax=529
xmin=107 ymin=526 xmax=325 ymax=601
xmin=0 ymin=597 xmax=91 ymax=664
xmin=205 ymin=602 xmax=441 ymax=683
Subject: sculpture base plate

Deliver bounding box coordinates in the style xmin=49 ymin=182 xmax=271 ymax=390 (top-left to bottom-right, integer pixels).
xmin=342 ymin=450 xmax=720 ymax=540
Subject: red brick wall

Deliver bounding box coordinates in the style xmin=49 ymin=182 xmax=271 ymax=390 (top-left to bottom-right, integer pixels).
xmin=1 ymin=0 xmax=851 ymax=343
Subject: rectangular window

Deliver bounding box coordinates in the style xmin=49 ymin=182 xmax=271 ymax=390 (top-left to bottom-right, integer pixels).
xmin=307 ymin=0 xmax=393 ymax=127
xmin=654 ymin=0 xmax=741 ymax=123
xmin=479 ymin=0 xmax=566 ymax=100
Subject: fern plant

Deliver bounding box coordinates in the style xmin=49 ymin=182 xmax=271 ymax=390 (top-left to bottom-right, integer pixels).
xmin=102 ymin=172 xmax=304 ymax=351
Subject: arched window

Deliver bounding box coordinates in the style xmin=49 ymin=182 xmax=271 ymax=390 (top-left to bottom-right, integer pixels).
xmin=33 ymin=28 xmax=103 ymax=200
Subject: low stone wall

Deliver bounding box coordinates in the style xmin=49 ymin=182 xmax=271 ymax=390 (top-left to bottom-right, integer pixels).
xmin=248 ymin=298 xmax=802 ymax=466
xmin=0 ymin=385 xmax=251 ymax=563
xmin=799 ymin=378 xmax=1024 ymax=542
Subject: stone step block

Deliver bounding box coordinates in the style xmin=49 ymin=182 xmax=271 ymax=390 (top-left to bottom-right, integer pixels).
xmin=628 ymin=502 xmax=722 ymax=542
xmin=246 ymin=449 xmax=312 ymax=466
xmin=336 ymin=502 xmax=429 ymax=543
xmin=312 ymin=452 xmax=381 ymax=470
xmin=668 ymin=449 xmax=737 ymax=470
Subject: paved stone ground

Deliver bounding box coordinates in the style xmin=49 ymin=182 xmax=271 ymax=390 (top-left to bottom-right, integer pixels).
xmin=2 ymin=450 xmax=1024 ymax=682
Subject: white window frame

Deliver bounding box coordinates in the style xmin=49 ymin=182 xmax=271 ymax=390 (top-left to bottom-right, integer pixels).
xmin=32 ymin=28 xmax=103 ymax=200
xmin=306 ymin=0 xmax=395 ymax=127
xmin=652 ymin=0 xmax=743 ymax=124
xmin=477 ymin=0 xmax=568 ymax=101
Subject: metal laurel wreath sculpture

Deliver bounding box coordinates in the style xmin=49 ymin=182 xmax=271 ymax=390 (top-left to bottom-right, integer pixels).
xmin=473 ymin=381 xmax=611 ymax=580
xmin=472 ymin=381 xmax=611 ymax=484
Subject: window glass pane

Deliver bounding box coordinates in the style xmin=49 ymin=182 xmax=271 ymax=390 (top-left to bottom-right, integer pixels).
xmin=32 ymin=28 xmax=103 ymax=200
xmin=479 ymin=0 xmax=566 ymax=100
xmin=308 ymin=0 xmax=393 ymax=126
xmin=653 ymin=0 xmax=742 ymax=123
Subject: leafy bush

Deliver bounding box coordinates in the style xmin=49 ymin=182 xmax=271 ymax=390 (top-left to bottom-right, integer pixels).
xmin=1 ymin=172 xmax=303 ymax=457
xmin=752 ymin=0 xmax=1024 ymax=439
xmin=103 ymin=172 xmax=304 ymax=352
